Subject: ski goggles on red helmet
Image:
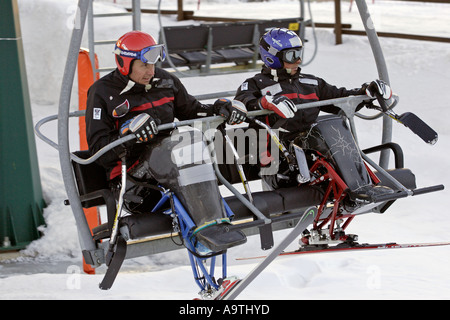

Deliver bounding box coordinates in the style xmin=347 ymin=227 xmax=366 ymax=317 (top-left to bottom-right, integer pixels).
xmin=114 ymin=44 xmax=166 ymax=64
xmin=280 ymin=47 xmax=303 ymax=64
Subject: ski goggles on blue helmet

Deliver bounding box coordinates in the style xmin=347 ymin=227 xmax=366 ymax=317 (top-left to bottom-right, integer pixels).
xmin=259 ymin=28 xmax=303 ymax=69
xmin=114 ymin=44 xmax=166 ymax=64
xmin=281 ymin=47 xmax=304 ymax=64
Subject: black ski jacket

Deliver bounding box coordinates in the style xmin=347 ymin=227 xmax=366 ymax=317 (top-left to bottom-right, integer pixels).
xmin=234 ymin=66 xmax=364 ymax=138
xmin=86 ymin=68 xmax=210 ymax=180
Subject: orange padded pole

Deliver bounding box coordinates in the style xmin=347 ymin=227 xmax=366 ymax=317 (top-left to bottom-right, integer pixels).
xmin=77 ymin=49 xmax=100 ymax=275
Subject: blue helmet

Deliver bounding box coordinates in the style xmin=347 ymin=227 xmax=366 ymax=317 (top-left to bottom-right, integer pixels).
xmin=259 ymin=28 xmax=303 ymax=69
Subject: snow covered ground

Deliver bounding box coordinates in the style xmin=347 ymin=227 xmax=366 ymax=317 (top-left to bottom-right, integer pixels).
xmin=1 ymin=0 xmax=449 ymax=300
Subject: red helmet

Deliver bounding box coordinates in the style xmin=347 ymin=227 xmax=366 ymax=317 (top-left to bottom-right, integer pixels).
xmin=114 ymin=31 xmax=165 ymax=76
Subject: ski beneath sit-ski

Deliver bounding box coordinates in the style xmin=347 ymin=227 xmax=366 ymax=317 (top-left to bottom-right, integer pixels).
xmin=215 ymin=206 xmax=318 ymax=300
xmin=236 ymin=241 xmax=450 ymax=261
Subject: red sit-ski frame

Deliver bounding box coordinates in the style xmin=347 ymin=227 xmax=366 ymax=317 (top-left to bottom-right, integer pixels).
xmin=306 ymin=154 xmax=380 ymax=242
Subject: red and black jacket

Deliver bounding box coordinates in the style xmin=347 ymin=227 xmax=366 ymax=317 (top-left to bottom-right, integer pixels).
xmin=86 ymin=68 xmax=209 ymax=180
xmin=234 ymin=66 xmax=364 ymax=138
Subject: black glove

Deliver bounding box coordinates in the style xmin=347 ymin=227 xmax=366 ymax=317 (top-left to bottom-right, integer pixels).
xmin=120 ymin=113 xmax=159 ymax=143
xmin=363 ymin=80 xmax=392 ymax=100
xmin=213 ymin=98 xmax=248 ymax=125
xmin=258 ymin=95 xmax=296 ymax=119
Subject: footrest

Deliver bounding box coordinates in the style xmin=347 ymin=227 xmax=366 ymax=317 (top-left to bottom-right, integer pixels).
xmin=371 ymin=190 xmax=408 ymax=203
xmin=92 ymin=223 xmax=110 ymax=241
xmin=196 ymin=224 xmax=247 ymax=252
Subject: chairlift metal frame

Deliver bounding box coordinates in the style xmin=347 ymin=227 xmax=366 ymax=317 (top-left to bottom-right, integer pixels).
xmin=36 ymin=0 xmax=393 ymax=268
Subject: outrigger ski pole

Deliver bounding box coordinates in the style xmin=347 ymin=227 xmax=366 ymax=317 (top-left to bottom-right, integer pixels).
xmin=218 ymin=124 xmax=276 ymax=250
xmin=375 ymin=93 xmax=438 ymax=145
xmin=99 ymin=155 xmax=128 ymax=290
xmin=248 ymin=117 xmax=310 ymax=183
xmin=219 ymin=124 xmax=254 ymax=203
xmin=248 ymin=117 xmax=296 ymax=168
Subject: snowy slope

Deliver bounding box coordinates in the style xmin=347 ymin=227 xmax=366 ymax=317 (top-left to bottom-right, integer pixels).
xmin=1 ymin=0 xmax=449 ymax=300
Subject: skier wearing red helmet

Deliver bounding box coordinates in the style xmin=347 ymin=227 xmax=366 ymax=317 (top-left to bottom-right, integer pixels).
xmin=113 ymin=31 xmax=165 ymax=77
xmin=85 ymin=31 xmax=247 ymax=212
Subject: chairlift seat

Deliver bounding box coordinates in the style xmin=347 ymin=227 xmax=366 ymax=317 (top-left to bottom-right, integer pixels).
xmin=73 ymin=127 xmax=417 ymax=246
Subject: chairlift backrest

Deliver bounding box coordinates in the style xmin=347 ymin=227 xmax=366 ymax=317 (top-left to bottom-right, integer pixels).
xmin=163 ymin=25 xmax=209 ymax=53
xmin=71 ymin=150 xmax=109 ymax=208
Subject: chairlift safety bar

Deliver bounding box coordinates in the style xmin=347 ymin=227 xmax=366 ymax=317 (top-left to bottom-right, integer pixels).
xmin=36 ymin=95 xmax=370 ymax=164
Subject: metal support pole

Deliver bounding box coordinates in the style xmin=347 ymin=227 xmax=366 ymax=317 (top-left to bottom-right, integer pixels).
xmin=355 ymin=0 xmax=392 ymax=168
xmin=58 ymin=0 xmax=100 ymax=266
xmin=132 ymin=0 xmax=141 ymax=30
xmin=87 ymin=0 xmax=96 ymax=80
xmin=299 ymin=0 xmax=305 ymax=20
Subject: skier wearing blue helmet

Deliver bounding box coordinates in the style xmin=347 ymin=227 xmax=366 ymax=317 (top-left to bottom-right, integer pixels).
xmin=235 ymin=27 xmax=394 ymax=200
xmin=259 ymin=28 xmax=304 ymax=70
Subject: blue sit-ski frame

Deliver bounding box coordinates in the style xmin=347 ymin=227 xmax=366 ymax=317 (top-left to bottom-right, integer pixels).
xmin=151 ymin=189 xmax=235 ymax=292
